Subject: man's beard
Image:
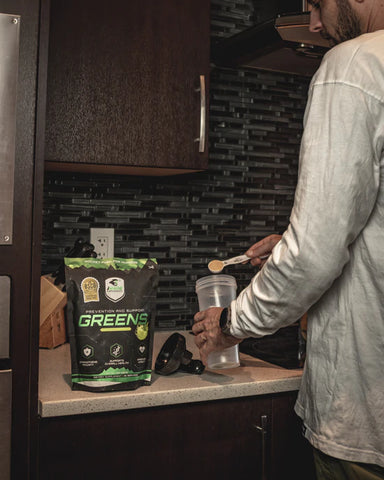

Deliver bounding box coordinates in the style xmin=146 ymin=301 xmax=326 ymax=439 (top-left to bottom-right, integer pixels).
xmin=322 ymin=0 xmax=362 ymax=45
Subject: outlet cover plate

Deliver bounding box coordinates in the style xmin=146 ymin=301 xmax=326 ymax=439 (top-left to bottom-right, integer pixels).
xmin=90 ymin=228 xmax=114 ymax=259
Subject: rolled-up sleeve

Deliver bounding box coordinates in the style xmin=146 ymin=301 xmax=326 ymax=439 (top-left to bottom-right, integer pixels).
xmin=230 ymin=80 xmax=382 ymax=339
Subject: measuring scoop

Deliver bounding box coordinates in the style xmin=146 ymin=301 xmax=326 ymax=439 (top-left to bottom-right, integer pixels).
xmin=208 ymin=253 xmax=269 ymax=274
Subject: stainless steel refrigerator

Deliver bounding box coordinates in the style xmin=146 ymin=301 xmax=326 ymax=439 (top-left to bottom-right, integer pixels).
xmin=0 ymin=13 xmax=20 ymax=480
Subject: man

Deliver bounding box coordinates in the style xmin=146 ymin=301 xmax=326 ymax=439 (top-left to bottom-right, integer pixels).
xmin=192 ymin=1 xmax=384 ymax=478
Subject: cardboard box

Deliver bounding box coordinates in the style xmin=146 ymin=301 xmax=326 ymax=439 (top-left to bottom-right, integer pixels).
xmin=39 ymin=275 xmax=67 ymax=349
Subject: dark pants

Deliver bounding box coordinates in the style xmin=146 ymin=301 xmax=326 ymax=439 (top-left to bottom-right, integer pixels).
xmin=313 ymin=448 xmax=384 ymax=480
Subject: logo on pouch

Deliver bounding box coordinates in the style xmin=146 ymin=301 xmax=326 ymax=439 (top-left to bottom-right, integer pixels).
xmin=81 ymin=345 xmax=94 ymax=358
xmin=80 ymin=277 xmax=100 ymax=303
xmin=136 ymin=324 xmax=149 ymax=341
xmin=110 ymin=343 xmax=123 ymax=358
xmin=105 ymin=277 xmax=125 ymax=302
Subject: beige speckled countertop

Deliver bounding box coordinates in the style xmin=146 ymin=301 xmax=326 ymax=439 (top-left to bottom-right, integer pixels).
xmin=38 ymin=331 xmax=302 ymax=418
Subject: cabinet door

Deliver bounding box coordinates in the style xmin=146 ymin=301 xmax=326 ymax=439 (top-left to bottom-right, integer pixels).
xmin=270 ymin=391 xmax=316 ymax=480
xmin=39 ymin=396 xmax=271 ymax=480
xmin=45 ymin=0 xmax=210 ymax=174
xmin=0 ymin=371 xmax=11 ymax=480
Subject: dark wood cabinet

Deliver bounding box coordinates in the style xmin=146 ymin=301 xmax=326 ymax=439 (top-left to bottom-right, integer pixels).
xmin=45 ymin=0 xmax=210 ymax=175
xmin=0 ymin=0 xmax=44 ymax=479
xmin=270 ymin=392 xmax=315 ymax=480
xmin=38 ymin=391 xmax=315 ymax=480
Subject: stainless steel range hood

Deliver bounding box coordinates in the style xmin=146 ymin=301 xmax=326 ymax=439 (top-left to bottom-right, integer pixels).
xmin=212 ymin=6 xmax=332 ymax=77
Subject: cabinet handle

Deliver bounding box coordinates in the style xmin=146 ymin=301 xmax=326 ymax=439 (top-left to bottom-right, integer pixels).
xmin=194 ymin=74 xmax=206 ymax=153
xmin=254 ymin=414 xmax=268 ymax=480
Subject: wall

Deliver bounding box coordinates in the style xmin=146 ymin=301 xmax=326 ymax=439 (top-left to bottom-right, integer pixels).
xmin=42 ymin=0 xmax=310 ymax=330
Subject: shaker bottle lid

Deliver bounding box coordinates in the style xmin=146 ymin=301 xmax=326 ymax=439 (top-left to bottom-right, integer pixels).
xmin=195 ymin=274 xmax=237 ymax=292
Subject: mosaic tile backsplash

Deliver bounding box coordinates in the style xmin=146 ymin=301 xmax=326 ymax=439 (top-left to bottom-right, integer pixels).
xmin=42 ymin=0 xmax=311 ymax=330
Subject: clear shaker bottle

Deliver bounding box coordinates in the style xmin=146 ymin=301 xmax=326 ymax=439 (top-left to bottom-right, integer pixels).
xmin=195 ymin=275 xmax=240 ymax=369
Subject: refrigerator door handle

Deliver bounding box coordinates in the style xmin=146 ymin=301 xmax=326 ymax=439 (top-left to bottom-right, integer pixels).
xmin=0 ymin=13 xmax=20 ymax=245
xmin=0 ymin=276 xmax=10 ymax=359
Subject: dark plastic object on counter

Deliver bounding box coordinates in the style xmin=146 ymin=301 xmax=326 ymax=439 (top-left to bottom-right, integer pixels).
xmin=52 ymin=237 xmax=97 ymax=287
xmin=155 ymin=333 xmax=205 ymax=375
xmin=239 ymin=322 xmax=305 ymax=369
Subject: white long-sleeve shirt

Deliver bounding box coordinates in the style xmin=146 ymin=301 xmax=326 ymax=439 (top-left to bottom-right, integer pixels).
xmin=230 ymin=30 xmax=384 ymax=467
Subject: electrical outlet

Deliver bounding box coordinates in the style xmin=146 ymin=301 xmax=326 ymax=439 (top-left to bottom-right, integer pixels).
xmin=90 ymin=228 xmax=114 ymax=259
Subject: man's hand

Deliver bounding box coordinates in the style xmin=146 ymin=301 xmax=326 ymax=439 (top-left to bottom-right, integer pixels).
xmin=192 ymin=307 xmax=241 ymax=366
xmin=192 ymin=235 xmax=281 ymax=365
xmin=245 ymin=234 xmax=282 ymax=267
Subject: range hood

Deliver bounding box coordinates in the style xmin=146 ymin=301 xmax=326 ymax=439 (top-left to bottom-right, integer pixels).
xmin=212 ymin=8 xmax=332 ymax=77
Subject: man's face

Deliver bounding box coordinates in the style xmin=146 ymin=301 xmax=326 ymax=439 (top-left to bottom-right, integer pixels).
xmin=309 ymin=0 xmax=362 ymax=45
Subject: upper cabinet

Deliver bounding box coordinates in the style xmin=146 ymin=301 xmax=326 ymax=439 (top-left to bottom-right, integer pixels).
xmin=44 ymin=0 xmax=210 ymax=175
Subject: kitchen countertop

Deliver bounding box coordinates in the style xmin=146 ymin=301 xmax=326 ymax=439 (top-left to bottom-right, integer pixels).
xmin=38 ymin=331 xmax=303 ymax=418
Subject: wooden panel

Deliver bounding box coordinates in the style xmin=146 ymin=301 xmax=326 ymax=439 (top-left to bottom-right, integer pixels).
xmin=271 ymin=391 xmax=316 ymax=480
xmin=45 ymin=0 xmax=210 ymax=171
xmin=44 ymin=160 xmax=204 ymax=176
xmin=39 ymin=396 xmax=271 ymax=480
xmin=0 ymin=371 xmax=11 ymax=480
xmin=0 ymin=0 xmax=42 ymax=478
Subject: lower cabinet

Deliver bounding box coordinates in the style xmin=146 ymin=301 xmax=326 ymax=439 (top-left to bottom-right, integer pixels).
xmin=38 ymin=391 xmax=315 ymax=480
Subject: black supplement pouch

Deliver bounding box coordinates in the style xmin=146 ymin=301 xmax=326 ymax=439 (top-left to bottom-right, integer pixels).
xmin=64 ymin=257 xmax=159 ymax=392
